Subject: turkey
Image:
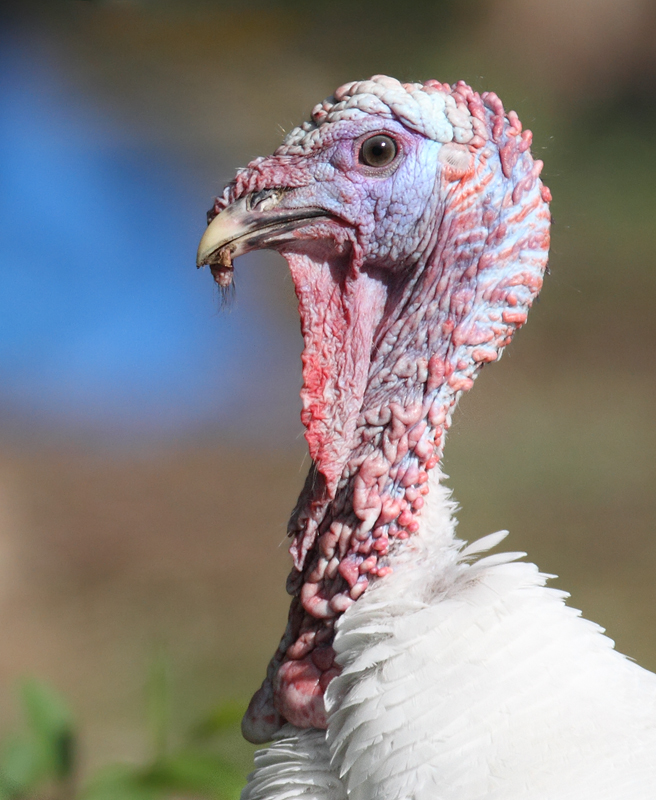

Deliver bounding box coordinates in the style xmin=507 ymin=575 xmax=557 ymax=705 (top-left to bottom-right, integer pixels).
xmin=197 ymin=76 xmax=656 ymax=799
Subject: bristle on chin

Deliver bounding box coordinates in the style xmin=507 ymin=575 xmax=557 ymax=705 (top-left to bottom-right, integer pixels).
xmin=217 ymin=280 xmax=235 ymax=309
xmin=211 ymin=247 xmax=235 ymax=307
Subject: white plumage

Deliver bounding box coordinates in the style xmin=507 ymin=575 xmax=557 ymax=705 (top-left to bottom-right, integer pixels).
xmin=243 ymin=474 xmax=656 ymax=799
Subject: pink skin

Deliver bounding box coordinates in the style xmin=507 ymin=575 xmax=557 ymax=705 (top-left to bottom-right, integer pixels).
xmin=207 ymin=81 xmax=551 ymax=743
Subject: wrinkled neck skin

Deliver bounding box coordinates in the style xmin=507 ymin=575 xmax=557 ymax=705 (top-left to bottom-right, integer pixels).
xmin=242 ymin=136 xmax=550 ymax=744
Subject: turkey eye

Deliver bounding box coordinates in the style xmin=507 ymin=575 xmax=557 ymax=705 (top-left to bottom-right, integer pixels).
xmin=359 ymin=134 xmax=397 ymax=168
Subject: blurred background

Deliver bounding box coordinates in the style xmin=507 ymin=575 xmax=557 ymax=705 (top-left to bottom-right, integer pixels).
xmin=1 ymin=0 xmax=656 ymax=787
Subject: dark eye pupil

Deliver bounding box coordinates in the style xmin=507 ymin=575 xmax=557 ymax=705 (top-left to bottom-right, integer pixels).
xmin=360 ymin=135 xmax=397 ymax=167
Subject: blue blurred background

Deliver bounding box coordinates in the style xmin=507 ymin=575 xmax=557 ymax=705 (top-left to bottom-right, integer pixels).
xmin=0 ymin=0 xmax=655 ymax=778
xmin=0 ymin=17 xmax=303 ymax=441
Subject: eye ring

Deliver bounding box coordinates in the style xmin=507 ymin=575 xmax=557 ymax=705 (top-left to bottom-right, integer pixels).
xmin=359 ymin=134 xmax=398 ymax=168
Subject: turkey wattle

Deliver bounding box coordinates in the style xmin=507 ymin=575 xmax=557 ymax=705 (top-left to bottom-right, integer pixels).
xmin=197 ymin=76 xmax=656 ymax=798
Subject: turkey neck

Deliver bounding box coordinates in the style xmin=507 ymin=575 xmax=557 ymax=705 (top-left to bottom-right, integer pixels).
xmin=286 ymin=242 xmax=458 ymax=613
xmin=242 ymin=220 xmax=479 ymax=743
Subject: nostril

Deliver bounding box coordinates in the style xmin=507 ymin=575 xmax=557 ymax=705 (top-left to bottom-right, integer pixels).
xmin=248 ymin=188 xmax=285 ymax=212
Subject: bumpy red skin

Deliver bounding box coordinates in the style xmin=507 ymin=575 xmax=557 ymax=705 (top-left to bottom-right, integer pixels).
xmin=212 ymin=82 xmax=551 ymax=742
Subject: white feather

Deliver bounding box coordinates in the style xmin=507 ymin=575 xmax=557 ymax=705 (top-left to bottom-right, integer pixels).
xmin=459 ymin=530 xmax=509 ymax=557
xmin=241 ymin=726 xmax=346 ymax=800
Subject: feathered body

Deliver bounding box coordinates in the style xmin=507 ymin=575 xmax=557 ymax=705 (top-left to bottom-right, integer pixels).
xmin=197 ymin=75 xmax=656 ymax=798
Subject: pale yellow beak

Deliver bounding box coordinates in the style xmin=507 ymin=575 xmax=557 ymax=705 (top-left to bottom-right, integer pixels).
xmin=196 ymin=196 xmax=253 ymax=268
xmin=196 ymin=193 xmax=330 ymax=270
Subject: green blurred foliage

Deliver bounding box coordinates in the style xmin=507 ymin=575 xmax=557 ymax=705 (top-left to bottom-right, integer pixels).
xmin=0 ymin=674 xmax=245 ymax=800
xmin=0 ymin=680 xmax=74 ymax=799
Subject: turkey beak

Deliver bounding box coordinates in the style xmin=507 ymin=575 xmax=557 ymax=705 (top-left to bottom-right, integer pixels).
xmin=196 ymin=192 xmax=328 ymax=272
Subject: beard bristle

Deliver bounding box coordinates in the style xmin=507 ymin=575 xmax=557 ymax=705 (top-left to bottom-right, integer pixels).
xmin=212 ymin=246 xmax=236 ymax=309
xmin=215 ymin=274 xmax=236 ymax=310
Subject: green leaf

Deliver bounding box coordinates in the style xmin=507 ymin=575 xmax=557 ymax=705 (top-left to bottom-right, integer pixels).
xmin=190 ymin=701 xmax=245 ymax=741
xmin=143 ymin=751 xmax=244 ymax=800
xmin=0 ymin=734 xmax=44 ymax=796
xmin=20 ymin=678 xmax=75 ymax=779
